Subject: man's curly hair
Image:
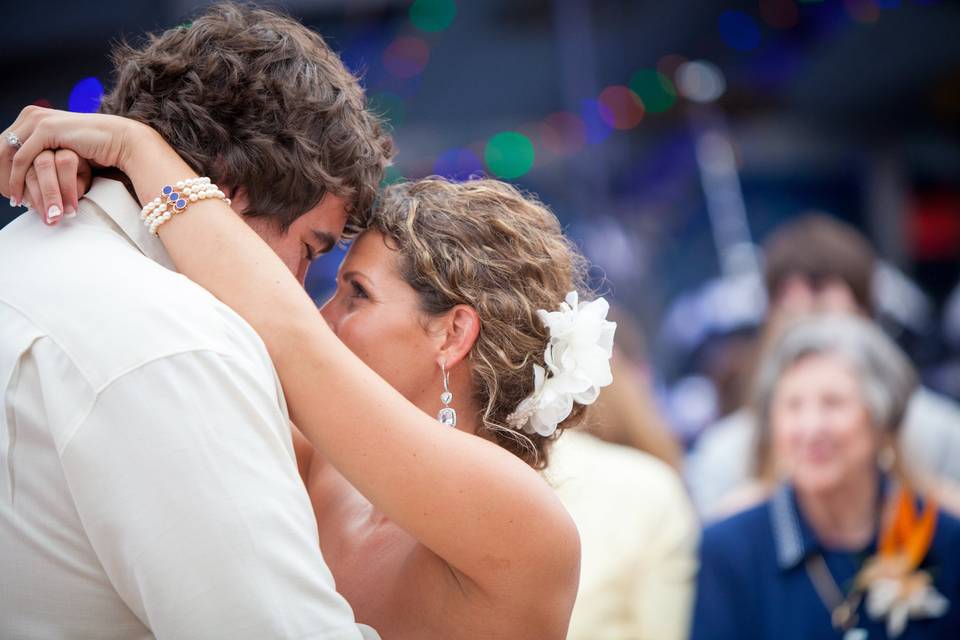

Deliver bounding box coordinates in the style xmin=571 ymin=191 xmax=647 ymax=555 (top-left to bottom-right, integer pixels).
xmin=99 ymin=2 xmax=394 ymax=236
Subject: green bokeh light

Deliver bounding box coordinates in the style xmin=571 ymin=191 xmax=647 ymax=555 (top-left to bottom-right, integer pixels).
xmin=381 ymin=164 xmax=405 ymax=187
xmin=484 ymin=132 xmax=535 ymax=179
xmin=628 ymin=69 xmax=677 ymax=114
xmin=410 ymin=0 xmax=456 ymax=33
xmin=369 ymin=92 xmax=407 ymax=130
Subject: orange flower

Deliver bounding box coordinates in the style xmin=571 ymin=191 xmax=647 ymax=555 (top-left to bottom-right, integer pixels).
xmin=857 ymin=486 xmax=947 ymax=637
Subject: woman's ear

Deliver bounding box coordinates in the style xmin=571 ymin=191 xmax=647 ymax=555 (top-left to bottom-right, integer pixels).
xmin=434 ymin=304 xmax=480 ymax=369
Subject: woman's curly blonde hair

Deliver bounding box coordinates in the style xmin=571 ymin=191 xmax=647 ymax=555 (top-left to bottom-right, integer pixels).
xmin=370 ymin=177 xmax=591 ymax=469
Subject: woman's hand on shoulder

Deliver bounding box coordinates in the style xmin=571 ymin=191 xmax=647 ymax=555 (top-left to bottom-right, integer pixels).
xmin=14 ymin=148 xmax=91 ymax=225
xmin=2 ymin=106 xmax=155 ymax=223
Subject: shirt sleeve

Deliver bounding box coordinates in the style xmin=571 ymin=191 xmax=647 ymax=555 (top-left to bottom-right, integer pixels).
xmin=59 ymin=349 xmax=370 ymax=640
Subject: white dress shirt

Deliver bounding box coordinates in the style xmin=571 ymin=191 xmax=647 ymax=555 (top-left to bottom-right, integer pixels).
xmin=548 ymin=431 xmax=699 ymax=640
xmin=0 ymin=179 xmax=378 ymax=639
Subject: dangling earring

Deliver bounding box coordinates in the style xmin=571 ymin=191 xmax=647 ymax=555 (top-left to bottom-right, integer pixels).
xmin=437 ymin=361 xmax=457 ymax=427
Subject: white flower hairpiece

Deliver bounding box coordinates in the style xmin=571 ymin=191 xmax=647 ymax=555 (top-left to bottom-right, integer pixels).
xmin=506 ymin=291 xmax=617 ymax=437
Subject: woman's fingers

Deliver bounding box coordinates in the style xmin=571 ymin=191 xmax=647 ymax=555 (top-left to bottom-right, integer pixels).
xmin=25 ymin=167 xmax=56 ymax=226
xmin=5 ymin=107 xmax=133 ymax=203
xmin=3 ymin=105 xmax=48 ymax=202
xmin=54 ymin=150 xmax=82 ymax=216
xmin=31 ymin=150 xmax=65 ymax=224
xmin=1 ymin=106 xmax=42 ymax=200
xmin=9 ymin=118 xmax=56 ymax=204
xmin=75 ymin=155 xmax=93 ymax=204
xmin=1 ymin=133 xmax=14 ymax=202
xmin=25 ymin=159 xmax=61 ymax=226
xmin=23 ymin=168 xmax=38 ymax=211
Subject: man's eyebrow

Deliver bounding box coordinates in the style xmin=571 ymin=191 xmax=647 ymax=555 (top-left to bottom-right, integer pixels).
xmin=312 ymin=230 xmax=337 ymax=255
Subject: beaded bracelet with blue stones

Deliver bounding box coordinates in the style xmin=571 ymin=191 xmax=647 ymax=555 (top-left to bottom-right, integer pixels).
xmin=139 ymin=177 xmax=231 ymax=236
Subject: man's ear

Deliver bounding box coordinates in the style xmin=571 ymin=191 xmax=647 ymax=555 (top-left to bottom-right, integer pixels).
xmin=434 ymin=304 xmax=481 ymax=369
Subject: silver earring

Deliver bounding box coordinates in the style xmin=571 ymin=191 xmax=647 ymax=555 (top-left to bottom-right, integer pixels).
xmin=437 ymin=361 xmax=457 ymax=427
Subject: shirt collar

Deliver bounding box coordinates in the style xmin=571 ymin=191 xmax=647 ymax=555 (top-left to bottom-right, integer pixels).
xmin=770 ymin=478 xmax=889 ymax=572
xmin=82 ymin=177 xmax=176 ymax=271
xmin=770 ymin=483 xmax=822 ymax=571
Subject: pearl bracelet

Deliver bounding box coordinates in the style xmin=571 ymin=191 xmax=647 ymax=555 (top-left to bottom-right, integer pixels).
xmin=138 ymin=177 xmax=231 ymax=236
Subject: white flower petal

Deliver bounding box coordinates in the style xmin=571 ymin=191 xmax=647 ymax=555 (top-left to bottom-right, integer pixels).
xmin=866 ymin=579 xmax=901 ymax=618
xmin=572 ymin=386 xmax=600 ymax=405
xmin=888 ymin=602 xmax=910 ymax=638
xmin=910 ymin=586 xmax=949 ymax=618
xmin=532 ymin=364 xmax=546 ymax=392
xmin=514 ymin=293 xmax=617 ymax=435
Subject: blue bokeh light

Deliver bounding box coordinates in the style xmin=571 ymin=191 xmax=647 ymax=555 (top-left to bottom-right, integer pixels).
xmin=433 ymin=148 xmax=484 ymax=181
xmin=579 ymin=99 xmax=614 ymax=144
xmin=718 ymin=10 xmax=762 ymax=52
xmin=68 ymin=77 xmax=104 ymax=113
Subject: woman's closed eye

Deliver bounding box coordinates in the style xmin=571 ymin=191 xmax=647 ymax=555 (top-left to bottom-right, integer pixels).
xmin=350 ymin=280 xmax=369 ymax=300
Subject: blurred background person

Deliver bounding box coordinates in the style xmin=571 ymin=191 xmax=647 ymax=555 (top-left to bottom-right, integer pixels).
xmin=549 ymin=413 xmax=698 ymax=640
xmin=590 ymin=307 xmax=685 ymax=470
xmin=545 ymin=306 xmax=696 ymax=639
xmin=691 ymin=314 xmax=960 ymax=640
xmin=686 ymin=214 xmax=960 ymax=520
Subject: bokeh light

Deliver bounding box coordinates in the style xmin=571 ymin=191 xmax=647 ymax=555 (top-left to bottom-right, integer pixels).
xmin=657 ymin=54 xmax=688 ymax=80
xmin=433 ymin=147 xmax=484 ymax=180
xmin=844 ymin=0 xmax=881 ymax=23
xmin=32 ymin=98 xmax=53 ymax=108
xmin=383 ymin=37 xmax=430 ymax=79
xmin=515 ymin=122 xmax=548 ymax=165
xmin=579 ymin=99 xmax=614 ymax=144
xmin=628 ymin=69 xmax=677 ymax=114
xmin=68 ymin=77 xmax=104 ymax=113
xmin=760 ymin=0 xmax=800 ymax=29
xmin=410 ymin=0 xmax=456 ymax=33
xmin=381 ymin=164 xmax=404 ymax=186
xmin=675 ymin=60 xmax=727 ymax=103
xmin=540 ymin=111 xmax=587 ymax=156
xmin=718 ymin=10 xmax=762 ymax=52
xmin=368 ymin=92 xmax=407 ymax=130
xmin=598 ymin=85 xmax=645 ymax=130
xmin=484 ymin=132 xmax=535 ymax=179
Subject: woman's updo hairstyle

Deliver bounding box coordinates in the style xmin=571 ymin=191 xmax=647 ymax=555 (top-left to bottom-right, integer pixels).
xmin=370 ymin=177 xmax=591 ymax=469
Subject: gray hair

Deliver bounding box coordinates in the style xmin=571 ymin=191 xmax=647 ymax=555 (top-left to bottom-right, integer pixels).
xmin=754 ymin=314 xmax=917 ymax=446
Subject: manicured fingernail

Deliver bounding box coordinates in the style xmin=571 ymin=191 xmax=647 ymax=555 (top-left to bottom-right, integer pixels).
xmin=47 ymin=205 xmax=61 ymax=220
xmin=64 ymin=206 xmax=77 ymax=218
xmin=8 ymin=197 xmax=15 ymax=208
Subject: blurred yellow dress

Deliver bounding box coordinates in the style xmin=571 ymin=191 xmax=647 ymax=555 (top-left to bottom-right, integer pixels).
xmin=548 ymin=430 xmax=699 ymax=640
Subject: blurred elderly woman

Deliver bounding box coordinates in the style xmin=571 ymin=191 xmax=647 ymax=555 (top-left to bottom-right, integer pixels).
xmin=691 ymin=315 xmax=960 ymax=640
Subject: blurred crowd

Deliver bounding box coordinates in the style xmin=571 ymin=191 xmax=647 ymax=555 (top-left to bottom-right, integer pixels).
xmin=553 ymin=212 xmax=960 ymax=639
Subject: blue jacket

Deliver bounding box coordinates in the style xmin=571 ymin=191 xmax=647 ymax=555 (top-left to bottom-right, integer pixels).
xmin=691 ymin=485 xmax=960 ymax=639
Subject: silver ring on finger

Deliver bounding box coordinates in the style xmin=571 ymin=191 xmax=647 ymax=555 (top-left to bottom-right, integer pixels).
xmin=4 ymin=130 xmax=22 ymax=149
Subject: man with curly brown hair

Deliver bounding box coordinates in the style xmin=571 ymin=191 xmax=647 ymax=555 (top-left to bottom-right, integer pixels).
xmin=0 ymin=3 xmax=391 ymax=638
